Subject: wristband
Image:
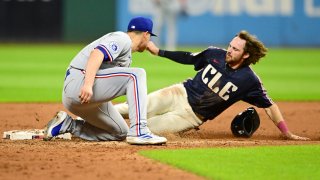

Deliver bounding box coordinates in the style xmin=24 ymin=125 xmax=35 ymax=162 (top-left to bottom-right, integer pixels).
xmin=277 ymin=121 xmax=289 ymax=134
xmin=158 ymin=49 xmax=165 ymax=57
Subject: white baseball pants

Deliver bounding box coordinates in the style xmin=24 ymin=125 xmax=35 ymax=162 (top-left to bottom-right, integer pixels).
xmin=115 ymin=84 xmax=203 ymax=134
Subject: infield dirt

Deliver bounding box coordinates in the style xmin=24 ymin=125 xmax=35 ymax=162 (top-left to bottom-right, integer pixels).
xmin=0 ymin=102 xmax=319 ymax=180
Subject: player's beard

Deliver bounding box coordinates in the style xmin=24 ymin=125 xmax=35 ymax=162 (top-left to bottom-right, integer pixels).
xmin=226 ymin=52 xmax=245 ymax=68
xmin=226 ymin=52 xmax=236 ymax=64
xmin=226 ymin=53 xmax=232 ymax=62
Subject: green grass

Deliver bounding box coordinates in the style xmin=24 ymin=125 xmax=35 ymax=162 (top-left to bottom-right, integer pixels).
xmin=0 ymin=44 xmax=319 ymax=102
xmin=140 ymin=145 xmax=320 ymax=180
xmin=0 ymin=44 xmax=82 ymax=102
xmin=252 ymin=48 xmax=320 ymax=101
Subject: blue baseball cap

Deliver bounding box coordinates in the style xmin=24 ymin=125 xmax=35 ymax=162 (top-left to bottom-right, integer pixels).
xmin=127 ymin=17 xmax=157 ymax=36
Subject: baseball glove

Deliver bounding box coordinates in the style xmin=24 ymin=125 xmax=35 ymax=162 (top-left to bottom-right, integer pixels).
xmin=230 ymin=107 xmax=260 ymax=138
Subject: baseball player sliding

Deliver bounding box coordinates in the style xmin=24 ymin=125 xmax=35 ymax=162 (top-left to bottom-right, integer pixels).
xmin=43 ymin=17 xmax=167 ymax=145
xmin=115 ymin=31 xmax=310 ymax=141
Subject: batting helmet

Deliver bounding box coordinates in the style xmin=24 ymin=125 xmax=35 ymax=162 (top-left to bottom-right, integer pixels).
xmin=230 ymin=107 xmax=260 ymax=138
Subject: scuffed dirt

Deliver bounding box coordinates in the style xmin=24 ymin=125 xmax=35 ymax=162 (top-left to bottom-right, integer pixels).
xmin=0 ymin=102 xmax=319 ymax=180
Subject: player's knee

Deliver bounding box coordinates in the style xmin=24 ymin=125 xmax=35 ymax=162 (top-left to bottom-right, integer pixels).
xmin=133 ymin=68 xmax=146 ymax=77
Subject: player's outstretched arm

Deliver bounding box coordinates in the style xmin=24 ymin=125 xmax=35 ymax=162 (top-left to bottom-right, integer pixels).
xmin=146 ymin=41 xmax=160 ymax=55
xmin=147 ymin=41 xmax=196 ymax=65
xmin=264 ymin=104 xmax=310 ymax=141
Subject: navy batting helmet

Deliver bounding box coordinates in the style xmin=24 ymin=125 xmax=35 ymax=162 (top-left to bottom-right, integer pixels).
xmin=231 ymin=107 xmax=260 ymax=138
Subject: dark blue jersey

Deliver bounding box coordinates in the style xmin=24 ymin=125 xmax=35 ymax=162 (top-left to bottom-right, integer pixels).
xmin=159 ymin=47 xmax=273 ymax=121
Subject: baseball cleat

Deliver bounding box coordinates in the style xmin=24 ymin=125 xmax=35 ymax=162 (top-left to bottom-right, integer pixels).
xmin=126 ymin=133 xmax=167 ymax=145
xmin=43 ymin=111 xmax=68 ymax=141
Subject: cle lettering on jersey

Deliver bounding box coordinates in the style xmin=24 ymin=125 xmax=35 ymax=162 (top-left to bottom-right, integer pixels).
xmin=201 ymin=64 xmax=238 ymax=101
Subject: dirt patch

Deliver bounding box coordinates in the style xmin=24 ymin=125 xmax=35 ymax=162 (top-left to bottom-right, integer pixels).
xmin=0 ymin=102 xmax=319 ymax=180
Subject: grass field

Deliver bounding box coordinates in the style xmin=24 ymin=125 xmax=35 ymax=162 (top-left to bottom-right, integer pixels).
xmin=0 ymin=44 xmax=319 ymax=102
xmin=140 ymin=145 xmax=320 ymax=179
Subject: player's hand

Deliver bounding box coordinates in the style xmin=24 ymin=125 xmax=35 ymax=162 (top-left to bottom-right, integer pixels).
xmin=284 ymin=132 xmax=310 ymax=141
xmin=147 ymin=41 xmax=160 ymax=55
xmin=79 ymin=84 xmax=93 ymax=104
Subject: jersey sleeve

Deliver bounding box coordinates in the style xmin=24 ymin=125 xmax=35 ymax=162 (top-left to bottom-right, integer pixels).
xmin=95 ymin=33 xmax=130 ymax=62
xmin=158 ymin=50 xmax=196 ymax=64
xmin=192 ymin=50 xmax=208 ymax=71
xmin=243 ymin=79 xmax=273 ymax=108
xmin=158 ymin=46 xmax=224 ymax=71
xmin=193 ymin=47 xmax=226 ymax=71
xmin=158 ymin=47 xmax=214 ymax=67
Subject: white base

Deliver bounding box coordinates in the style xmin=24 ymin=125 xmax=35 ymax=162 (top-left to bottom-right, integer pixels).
xmin=3 ymin=129 xmax=71 ymax=140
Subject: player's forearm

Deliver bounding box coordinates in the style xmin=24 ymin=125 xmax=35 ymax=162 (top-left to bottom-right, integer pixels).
xmin=158 ymin=49 xmax=195 ymax=64
xmin=265 ymin=104 xmax=283 ymax=124
xmin=264 ymin=104 xmax=290 ymax=135
xmin=265 ymin=104 xmax=310 ymax=140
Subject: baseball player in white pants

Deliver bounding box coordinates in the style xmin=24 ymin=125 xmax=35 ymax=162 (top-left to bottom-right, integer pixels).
xmin=115 ymin=84 xmax=203 ymax=134
xmin=43 ymin=17 xmax=167 ymax=145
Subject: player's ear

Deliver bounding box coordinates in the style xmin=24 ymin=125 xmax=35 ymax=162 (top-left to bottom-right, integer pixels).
xmin=143 ymin=31 xmax=151 ymax=40
xmin=243 ymin=52 xmax=250 ymax=59
xmin=144 ymin=31 xmax=150 ymax=37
